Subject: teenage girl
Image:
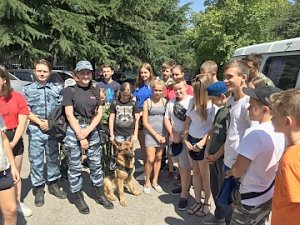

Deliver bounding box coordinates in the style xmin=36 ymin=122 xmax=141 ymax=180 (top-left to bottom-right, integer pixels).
xmin=0 ymin=66 xmax=31 ymax=216
xmin=109 ymin=82 xmax=139 ymax=143
xmin=133 ymin=63 xmax=155 ymax=176
xmin=0 ymin=126 xmax=20 ymax=225
xmin=62 ymin=60 xmax=113 ymax=214
xmin=142 ymin=79 xmax=167 ymax=193
xmin=183 ymin=75 xmax=217 ymax=217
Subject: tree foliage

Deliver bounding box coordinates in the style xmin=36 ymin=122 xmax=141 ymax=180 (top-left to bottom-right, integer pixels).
xmin=271 ymin=2 xmax=300 ymax=39
xmin=191 ymin=0 xmax=289 ymax=68
xmin=0 ymin=0 xmax=195 ymax=71
xmin=0 ymin=0 xmax=48 ymax=65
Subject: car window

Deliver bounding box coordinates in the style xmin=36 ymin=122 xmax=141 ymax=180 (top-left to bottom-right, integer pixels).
xmin=262 ymin=55 xmax=300 ymax=90
xmin=49 ymin=72 xmax=63 ymax=83
xmin=13 ymin=71 xmax=34 ymax=82
xmin=56 ymin=72 xmax=72 ymax=81
xmin=9 ymin=73 xmax=17 ymax=80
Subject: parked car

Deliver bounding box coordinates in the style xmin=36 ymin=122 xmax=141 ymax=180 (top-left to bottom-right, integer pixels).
xmin=52 ymin=70 xmax=73 ymax=81
xmin=9 ymin=72 xmax=30 ymax=93
xmin=119 ymin=72 xmax=137 ymax=85
xmin=9 ymin=69 xmax=68 ymax=83
xmin=233 ymin=37 xmax=300 ymax=90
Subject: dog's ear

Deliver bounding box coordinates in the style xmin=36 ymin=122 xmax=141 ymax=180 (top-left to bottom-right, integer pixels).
xmin=112 ymin=139 xmax=122 ymax=149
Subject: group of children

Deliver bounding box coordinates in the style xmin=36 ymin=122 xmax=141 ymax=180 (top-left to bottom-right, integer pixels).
xmin=0 ymin=55 xmax=299 ymax=225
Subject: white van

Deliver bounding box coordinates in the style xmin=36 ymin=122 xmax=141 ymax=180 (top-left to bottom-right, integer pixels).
xmin=233 ymin=37 xmax=300 ymax=90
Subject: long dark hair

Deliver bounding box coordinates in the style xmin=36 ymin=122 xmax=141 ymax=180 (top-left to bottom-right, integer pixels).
xmin=0 ymin=65 xmax=12 ymax=97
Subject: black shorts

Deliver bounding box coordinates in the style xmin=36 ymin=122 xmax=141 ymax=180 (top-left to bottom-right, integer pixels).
xmin=5 ymin=129 xmax=24 ymax=156
xmin=187 ymin=134 xmax=205 ymax=161
xmin=0 ymin=168 xmax=14 ymax=191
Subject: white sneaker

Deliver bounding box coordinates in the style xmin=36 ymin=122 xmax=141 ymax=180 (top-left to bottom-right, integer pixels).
xmin=143 ymin=185 xmax=151 ymax=194
xmin=17 ymin=203 xmax=33 ymax=217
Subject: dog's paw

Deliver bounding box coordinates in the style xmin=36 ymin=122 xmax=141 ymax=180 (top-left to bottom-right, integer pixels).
xmin=108 ymin=195 xmax=117 ymax=201
xmin=132 ymin=190 xmax=141 ymax=196
xmin=119 ymin=199 xmax=127 ymax=206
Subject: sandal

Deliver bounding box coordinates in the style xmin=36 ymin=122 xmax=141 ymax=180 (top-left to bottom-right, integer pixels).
xmin=195 ymin=203 xmax=211 ymax=217
xmin=186 ymin=202 xmax=202 ymax=215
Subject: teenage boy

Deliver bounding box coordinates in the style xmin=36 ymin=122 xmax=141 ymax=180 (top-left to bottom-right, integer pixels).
xmin=98 ymin=64 xmax=120 ymax=103
xmin=23 ymin=59 xmax=67 ymax=207
xmin=227 ymin=86 xmax=284 ymax=225
xmin=161 ymin=61 xmax=174 ymax=87
xmin=223 ymin=60 xmax=252 ymax=170
xmin=202 ymin=81 xmax=230 ymax=225
xmin=200 ymin=60 xmax=219 ymax=84
xmin=218 ymin=60 xmax=252 ymax=223
xmin=165 ymin=65 xmax=193 ymax=101
xmin=243 ymin=53 xmax=274 ymax=87
xmin=268 ymin=89 xmax=300 ymax=225
xmin=164 ymin=80 xmax=193 ymax=211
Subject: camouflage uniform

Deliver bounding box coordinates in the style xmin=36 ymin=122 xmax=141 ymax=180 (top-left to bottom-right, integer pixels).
xmin=64 ymin=123 xmax=103 ymax=193
xmin=230 ymin=198 xmax=272 ymax=225
xmin=23 ymin=82 xmax=63 ymax=187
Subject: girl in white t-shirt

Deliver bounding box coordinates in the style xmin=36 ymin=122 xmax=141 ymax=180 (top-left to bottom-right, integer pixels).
xmin=183 ymin=75 xmax=217 ymax=217
xmin=0 ymin=117 xmax=20 ymax=225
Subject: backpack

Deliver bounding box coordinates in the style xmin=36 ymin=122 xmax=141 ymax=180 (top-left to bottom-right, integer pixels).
xmin=147 ymin=98 xmax=167 ymax=112
xmin=47 ymin=86 xmax=76 ymax=143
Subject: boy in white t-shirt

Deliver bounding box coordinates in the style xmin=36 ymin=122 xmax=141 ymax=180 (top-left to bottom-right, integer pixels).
xmin=223 ymin=60 xmax=252 ymax=169
xmin=227 ymin=86 xmax=284 ymax=225
xmin=164 ymin=80 xmax=193 ymax=211
xmin=217 ymin=60 xmax=252 ymax=224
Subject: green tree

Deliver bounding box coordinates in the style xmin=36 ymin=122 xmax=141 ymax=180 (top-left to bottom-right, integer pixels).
xmin=191 ymin=0 xmax=289 ymax=68
xmin=272 ymin=2 xmax=300 ymax=39
xmin=1 ymin=0 xmax=193 ymax=71
xmin=0 ymin=0 xmax=47 ymax=66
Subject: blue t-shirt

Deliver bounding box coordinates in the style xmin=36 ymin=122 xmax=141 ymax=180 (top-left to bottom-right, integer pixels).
xmin=133 ymin=84 xmax=152 ymax=109
xmin=98 ymin=80 xmax=121 ymax=103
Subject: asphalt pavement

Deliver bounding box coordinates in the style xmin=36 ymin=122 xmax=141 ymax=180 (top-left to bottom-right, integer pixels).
xmin=13 ymin=136 xmax=215 ymax=225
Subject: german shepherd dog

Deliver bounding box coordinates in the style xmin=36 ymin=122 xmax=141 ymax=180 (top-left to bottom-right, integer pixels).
xmin=103 ymin=140 xmax=141 ymax=206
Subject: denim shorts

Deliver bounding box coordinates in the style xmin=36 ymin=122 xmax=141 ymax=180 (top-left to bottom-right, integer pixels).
xmin=187 ymin=134 xmax=205 ymax=161
xmin=115 ymin=135 xmax=131 ymax=143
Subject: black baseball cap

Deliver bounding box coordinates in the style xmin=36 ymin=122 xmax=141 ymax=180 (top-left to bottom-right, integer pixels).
xmin=243 ymin=86 xmax=281 ymax=106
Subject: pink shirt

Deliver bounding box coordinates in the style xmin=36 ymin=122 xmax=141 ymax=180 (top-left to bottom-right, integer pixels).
xmin=165 ymin=85 xmax=193 ymax=100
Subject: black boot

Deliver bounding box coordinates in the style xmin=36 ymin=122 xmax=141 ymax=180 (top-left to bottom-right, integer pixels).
xmin=48 ymin=180 xmax=67 ymax=199
xmin=74 ymin=191 xmax=90 ymax=214
xmin=94 ymin=186 xmax=114 ymax=209
xmin=34 ymin=185 xmax=45 ymax=207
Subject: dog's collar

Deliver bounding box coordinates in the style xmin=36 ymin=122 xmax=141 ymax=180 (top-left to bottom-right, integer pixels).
xmin=116 ymin=162 xmax=134 ymax=175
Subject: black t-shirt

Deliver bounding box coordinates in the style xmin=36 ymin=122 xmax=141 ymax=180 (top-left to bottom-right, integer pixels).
xmin=109 ymin=99 xmax=139 ymax=136
xmin=62 ymin=84 xmax=100 ymax=119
